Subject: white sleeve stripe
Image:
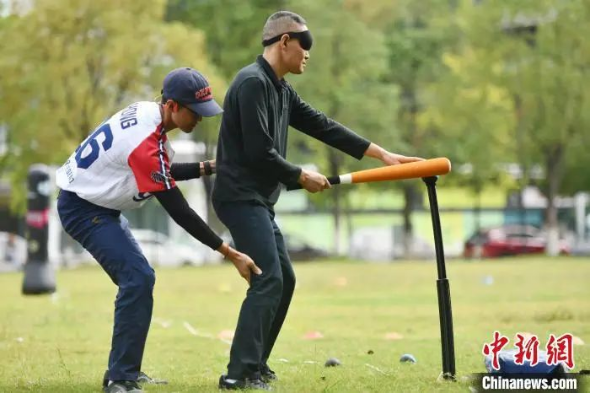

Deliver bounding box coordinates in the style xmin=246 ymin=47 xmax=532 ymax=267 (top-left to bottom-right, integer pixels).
xmin=158 ymin=138 xmax=171 ymax=189
xmin=157 ymin=127 xmax=171 ymax=190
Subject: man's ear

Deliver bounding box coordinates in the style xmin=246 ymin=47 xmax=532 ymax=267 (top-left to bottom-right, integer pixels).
xmin=280 ymin=34 xmax=290 ymax=49
xmin=167 ymin=100 xmax=179 ymax=112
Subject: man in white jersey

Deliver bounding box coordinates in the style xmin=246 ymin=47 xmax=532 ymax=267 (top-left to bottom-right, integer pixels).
xmin=56 ymin=68 xmax=261 ymax=393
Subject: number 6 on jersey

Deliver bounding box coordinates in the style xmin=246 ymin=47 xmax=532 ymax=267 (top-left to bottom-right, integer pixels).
xmin=75 ymin=123 xmax=113 ymax=169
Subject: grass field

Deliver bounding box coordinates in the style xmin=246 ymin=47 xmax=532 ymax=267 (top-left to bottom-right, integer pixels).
xmin=0 ymin=257 xmax=589 ymax=392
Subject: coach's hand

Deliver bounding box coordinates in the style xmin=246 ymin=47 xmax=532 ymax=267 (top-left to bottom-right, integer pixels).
xmin=298 ymin=169 xmax=331 ymax=193
xmin=229 ymin=249 xmax=262 ymax=285
xmin=218 ymin=243 xmax=262 ymax=285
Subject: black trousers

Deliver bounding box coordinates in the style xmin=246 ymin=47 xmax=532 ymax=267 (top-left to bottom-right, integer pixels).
xmin=214 ymin=200 xmax=295 ymax=380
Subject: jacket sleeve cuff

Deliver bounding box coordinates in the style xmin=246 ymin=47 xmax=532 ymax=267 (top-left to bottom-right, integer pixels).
xmin=281 ymin=166 xmax=302 ymax=186
xmin=352 ymin=138 xmax=372 ymax=160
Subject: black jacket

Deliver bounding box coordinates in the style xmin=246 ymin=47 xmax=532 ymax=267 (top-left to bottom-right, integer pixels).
xmin=213 ymin=55 xmax=371 ymax=207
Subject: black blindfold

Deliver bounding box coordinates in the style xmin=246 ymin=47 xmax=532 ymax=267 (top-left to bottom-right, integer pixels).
xmin=262 ymin=30 xmax=313 ymax=51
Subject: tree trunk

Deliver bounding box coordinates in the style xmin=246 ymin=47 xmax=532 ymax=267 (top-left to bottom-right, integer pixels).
xmin=328 ymin=148 xmax=343 ymax=255
xmin=327 ymin=38 xmax=344 ymax=255
xmin=402 ymin=182 xmax=417 ymax=258
xmin=201 ymin=135 xmax=214 ymax=225
xmin=474 ymin=185 xmax=482 ymax=235
xmin=544 ymin=143 xmax=564 ymax=256
xmin=344 ymin=192 xmax=353 ymax=257
xmin=513 ymin=94 xmax=528 ymax=228
xmin=399 ymin=84 xmax=419 ymax=258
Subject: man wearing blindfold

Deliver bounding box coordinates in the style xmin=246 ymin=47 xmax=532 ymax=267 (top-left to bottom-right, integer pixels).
xmin=214 ymin=11 xmax=423 ymax=390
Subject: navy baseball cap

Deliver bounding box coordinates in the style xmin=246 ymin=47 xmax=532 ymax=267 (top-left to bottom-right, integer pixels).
xmin=162 ymin=67 xmax=223 ymax=117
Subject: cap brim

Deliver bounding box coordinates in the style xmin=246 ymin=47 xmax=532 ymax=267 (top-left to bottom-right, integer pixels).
xmin=187 ymin=100 xmax=223 ymax=117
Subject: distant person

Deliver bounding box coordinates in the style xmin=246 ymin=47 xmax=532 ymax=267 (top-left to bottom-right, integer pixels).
xmin=213 ymin=11 xmax=423 ymax=390
xmin=55 ymin=68 xmax=261 ymax=393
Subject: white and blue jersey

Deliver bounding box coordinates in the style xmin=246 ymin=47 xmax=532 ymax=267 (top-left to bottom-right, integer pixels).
xmin=56 ymin=101 xmax=176 ymax=210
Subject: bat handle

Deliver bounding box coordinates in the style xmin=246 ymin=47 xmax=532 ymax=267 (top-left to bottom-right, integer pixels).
xmin=286 ymin=175 xmax=341 ymax=191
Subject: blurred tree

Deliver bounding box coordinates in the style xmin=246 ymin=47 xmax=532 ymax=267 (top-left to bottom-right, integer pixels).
xmin=0 ymin=0 xmax=224 ymax=211
xmin=0 ymin=11 xmax=15 ymax=175
xmin=425 ymin=48 xmax=515 ymax=233
xmin=560 ymin=133 xmax=590 ymax=195
xmin=457 ymin=0 xmax=590 ymax=254
xmin=166 ymin=0 xmax=284 ymax=80
xmin=521 ymin=1 xmax=590 ymax=253
xmin=284 ymin=0 xmax=398 ymax=255
xmin=562 ymin=91 xmax=590 ymax=199
xmin=347 ymin=0 xmax=459 ymax=256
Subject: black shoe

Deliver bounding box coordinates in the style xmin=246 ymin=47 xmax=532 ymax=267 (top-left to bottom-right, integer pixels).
xmin=137 ymin=371 xmax=168 ymax=385
xmin=103 ymin=381 xmax=143 ymax=393
xmin=260 ymin=366 xmax=277 ymax=383
xmin=218 ymin=375 xmax=272 ymax=391
xmin=103 ymin=370 xmax=168 ymax=388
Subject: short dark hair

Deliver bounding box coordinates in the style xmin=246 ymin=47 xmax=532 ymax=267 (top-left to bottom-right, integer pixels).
xmin=262 ymin=11 xmax=307 ymax=41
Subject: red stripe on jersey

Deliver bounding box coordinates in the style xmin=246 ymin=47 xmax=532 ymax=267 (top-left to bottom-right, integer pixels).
xmin=128 ymin=124 xmax=176 ymax=193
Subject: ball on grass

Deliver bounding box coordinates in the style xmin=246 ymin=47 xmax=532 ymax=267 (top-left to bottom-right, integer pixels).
xmin=399 ymin=354 xmax=417 ymax=364
xmin=324 ymin=358 xmax=342 ymax=367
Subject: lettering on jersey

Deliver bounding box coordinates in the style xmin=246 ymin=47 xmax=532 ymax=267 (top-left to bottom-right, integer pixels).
xmin=64 ymin=158 xmax=75 ymax=184
xmin=132 ymin=192 xmax=153 ymax=202
xmin=150 ymin=171 xmax=171 ymax=185
xmin=120 ymin=103 xmax=139 ymax=129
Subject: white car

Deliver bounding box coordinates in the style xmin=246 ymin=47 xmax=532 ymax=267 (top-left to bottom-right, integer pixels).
xmin=349 ymin=226 xmax=436 ymax=261
xmin=131 ymin=229 xmax=205 ymax=268
xmin=0 ymin=232 xmax=27 ymax=272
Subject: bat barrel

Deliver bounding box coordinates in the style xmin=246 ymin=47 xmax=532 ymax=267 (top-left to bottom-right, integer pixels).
xmin=351 ymin=157 xmax=451 ymax=184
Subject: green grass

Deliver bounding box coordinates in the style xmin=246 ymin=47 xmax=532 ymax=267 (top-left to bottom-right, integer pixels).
xmin=0 ymin=258 xmax=589 ymax=392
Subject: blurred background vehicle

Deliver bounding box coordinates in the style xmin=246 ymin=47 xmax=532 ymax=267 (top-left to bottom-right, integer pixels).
xmin=282 ymin=234 xmax=330 ymax=261
xmin=571 ymin=241 xmax=590 ymax=256
xmin=463 ymin=225 xmax=571 ymax=258
xmin=131 ymin=229 xmax=206 ymax=267
xmin=349 ymin=226 xmax=437 ymax=261
xmin=222 ymin=232 xmax=329 ymax=262
xmin=0 ymin=232 xmax=27 ymax=272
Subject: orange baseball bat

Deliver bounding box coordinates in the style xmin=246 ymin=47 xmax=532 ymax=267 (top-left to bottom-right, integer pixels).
xmin=288 ymin=157 xmax=451 ymax=190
